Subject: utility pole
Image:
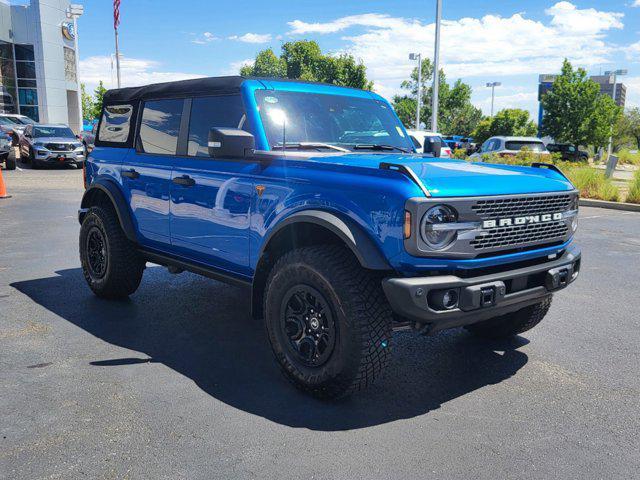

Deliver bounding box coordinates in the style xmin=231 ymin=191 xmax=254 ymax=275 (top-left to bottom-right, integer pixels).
xmin=431 ymin=0 xmax=442 ymax=133
xmin=409 ymin=53 xmax=422 ymax=129
xmin=604 ymin=69 xmax=627 ymax=161
xmin=486 ymin=81 xmax=501 ymax=117
xmin=113 ymin=0 xmax=122 ymax=88
xmin=66 ymin=4 xmax=84 ymax=135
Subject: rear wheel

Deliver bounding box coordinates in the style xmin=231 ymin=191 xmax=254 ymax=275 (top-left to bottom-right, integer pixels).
xmin=264 ymin=245 xmax=393 ymax=399
xmin=465 ymin=297 xmax=552 ymax=339
xmin=79 ymin=206 xmax=145 ymax=299
xmin=4 ymin=151 xmax=16 ymax=170
xmin=27 ymin=147 xmax=39 ymax=169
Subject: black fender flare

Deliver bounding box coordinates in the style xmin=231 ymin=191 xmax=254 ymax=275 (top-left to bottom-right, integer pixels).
xmin=260 ymin=209 xmax=391 ymax=271
xmin=79 ymin=180 xmax=138 ymax=243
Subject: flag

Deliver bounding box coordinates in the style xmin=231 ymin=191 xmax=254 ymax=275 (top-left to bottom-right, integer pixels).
xmin=113 ymin=0 xmax=121 ymax=30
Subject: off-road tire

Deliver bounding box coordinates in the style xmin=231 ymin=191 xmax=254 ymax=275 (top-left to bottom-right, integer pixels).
xmin=465 ymin=297 xmax=552 ymax=339
xmin=79 ymin=206 xmax=145 ymax=299
xmin=27 ymin=147 xmax=39 ymax=169
xmin=264 ymin=245 xmax=393 ymax=399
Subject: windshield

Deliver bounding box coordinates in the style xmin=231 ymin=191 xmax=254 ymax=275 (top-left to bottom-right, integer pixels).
xmin=255 ymin=90 xmax=413 ymax=152
xmin=0 ymin=116 xmax=18 ymax=126
xmin=33 ymin=126 xmax=75 ymax=138
xmin=505 ymin=141 xmax=547 ymax=152
xmin=13 ymin=116 xmax=35 ymax=125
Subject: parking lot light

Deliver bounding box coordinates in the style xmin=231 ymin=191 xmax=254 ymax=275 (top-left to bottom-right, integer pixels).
xmin=486 ymin=81 xmax=501 ymax=117
xmin=409 ymin=53 xmax=422 ymax=130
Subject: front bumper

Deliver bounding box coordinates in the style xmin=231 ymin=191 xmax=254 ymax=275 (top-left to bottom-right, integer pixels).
xmin=33 ymin=148 xmax=85 ymax=165
xmin=382 ymin=245 xmax=581 ymax=334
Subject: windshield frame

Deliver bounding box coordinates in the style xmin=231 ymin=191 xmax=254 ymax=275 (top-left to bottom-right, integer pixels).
xmin=253 ymin=88 xmax=414 ymax=154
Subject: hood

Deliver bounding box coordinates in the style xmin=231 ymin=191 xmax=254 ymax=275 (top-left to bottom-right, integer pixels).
xmin=316 ymin=154 xmax=575 ymax=197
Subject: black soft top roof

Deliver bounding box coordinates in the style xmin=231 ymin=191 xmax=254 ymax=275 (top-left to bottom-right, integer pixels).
xmin=102 ymin=76 xmax=246 ymax=104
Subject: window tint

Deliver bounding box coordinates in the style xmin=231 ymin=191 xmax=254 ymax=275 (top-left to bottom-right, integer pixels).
xmin=505 ymin=141 xmax=546 ymax=152
xmin=139 ymin=99 xmax=183 ymax=154
xmin=98 ymin=104 xmax=133 ymax=143
xmin=187 ymin=95 xmax=245 ymax=157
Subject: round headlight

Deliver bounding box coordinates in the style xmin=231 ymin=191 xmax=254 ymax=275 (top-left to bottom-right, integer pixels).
xmin=420 ymin=205 xmax=458 ymax=250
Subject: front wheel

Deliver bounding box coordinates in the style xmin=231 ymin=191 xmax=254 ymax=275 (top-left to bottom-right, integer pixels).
xmin=79 ymin=206 xmax=145 ymax=299
xmin=465 ymin=297 xmax=552 ymax=339
xmin=264 ymin=245 xmax=393 ymax=399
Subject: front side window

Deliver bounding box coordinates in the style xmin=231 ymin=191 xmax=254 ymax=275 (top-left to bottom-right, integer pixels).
xmin=255 ymin=90 xmax=412 ymax=153
xmin=98 ymin=104 xmax=133 ymax=143
xmin=32 ymin=126 xmax=75 ymax=138
xmin=187 ymin=95 xmax=245 ymax=157
xmin=138 ymin=99 xmax=183 ymax=155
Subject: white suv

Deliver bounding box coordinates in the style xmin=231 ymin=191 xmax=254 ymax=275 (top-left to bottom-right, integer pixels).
xmin=407 ymin=130 xmax=452 ymax=158
xmin=469 ymin=136 xmax=549 ymax=160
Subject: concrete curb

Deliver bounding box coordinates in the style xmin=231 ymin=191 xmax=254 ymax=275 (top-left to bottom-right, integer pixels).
xmin=579 ymin=198 xmax=640 ymax=212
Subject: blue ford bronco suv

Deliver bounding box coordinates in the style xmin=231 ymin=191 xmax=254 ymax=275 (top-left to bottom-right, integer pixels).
xmin=79 ymin=76 xmax=581 ymax=398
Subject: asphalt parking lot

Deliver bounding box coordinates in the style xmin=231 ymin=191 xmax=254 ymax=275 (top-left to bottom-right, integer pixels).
xmin=1 ymin=165 xmax=639 ymax=480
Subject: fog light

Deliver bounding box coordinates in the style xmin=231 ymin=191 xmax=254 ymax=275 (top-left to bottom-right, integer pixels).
xmin=428 ymin=288 xmax=459 ymax=311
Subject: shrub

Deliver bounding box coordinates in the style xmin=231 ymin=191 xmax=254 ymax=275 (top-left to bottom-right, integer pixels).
xmin=617 ymin=149 xmax=640 ymax=166
xmin=566 ymin=167 xmax=619 ymax=202
xmin=626 ymin=170 xmax=640 ymax=204
xmin=452 ymin=148 xmax=468 ymax=159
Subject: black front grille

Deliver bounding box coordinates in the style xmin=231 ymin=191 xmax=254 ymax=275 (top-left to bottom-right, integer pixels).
xmin=45 ymin=143 xmax=73 ymax=151
xmin=470 ymin=221 xmax=569 ymax=250
xmin=471 ymin=194 xmax=574 ymax=220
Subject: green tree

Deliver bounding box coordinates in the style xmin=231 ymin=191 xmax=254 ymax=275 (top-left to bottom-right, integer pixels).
xmin=80 ymin=83 xmax=95 ymax=122
xmin=240 ymin=48 xmax=286 ymax=78
xmin=614 ymin=108 xmax=640 ymax=150
xmin=392 ymin=57 xmax=481 ymax=135
xmin=90 ymin=81 xmax=108 ymax=120
xmin=473 ymin=108 xmax=538 ymax=145
xmin=241 ymin=40 xmax=373 ymax=90
xmin=541 ymin=59 xmax=621 ymax=155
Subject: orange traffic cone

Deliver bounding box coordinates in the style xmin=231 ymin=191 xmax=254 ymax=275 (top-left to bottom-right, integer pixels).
xmin=0 ymin=166 xmax=11 ymax=199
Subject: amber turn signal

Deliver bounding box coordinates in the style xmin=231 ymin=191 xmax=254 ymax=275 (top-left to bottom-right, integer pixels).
xmin=404 ymin=210 xmax=412 ymax=239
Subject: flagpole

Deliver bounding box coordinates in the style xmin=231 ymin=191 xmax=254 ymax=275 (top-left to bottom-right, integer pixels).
xmin=114 ymin=27 xmax=121 ymax=88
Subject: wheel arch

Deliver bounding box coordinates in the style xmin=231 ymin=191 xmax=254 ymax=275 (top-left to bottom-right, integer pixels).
xmin=80 ymin=180 xmax=138 ymax=243
xmin=251 ymin=209 xmax=392 ymax=319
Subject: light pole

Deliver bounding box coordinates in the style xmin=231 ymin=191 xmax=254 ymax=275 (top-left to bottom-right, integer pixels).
xmin=409 ymin=53 xmax=422 ymax=130
xmin=604 ymin=69 xmax=627 ymax=161
xmin=431 ymin=0 xmax=442 ymax=133
xmin=66 ymin=4 xmax=84 ymax=134
xmin=486 ymin=81 xmax=501 ymax=117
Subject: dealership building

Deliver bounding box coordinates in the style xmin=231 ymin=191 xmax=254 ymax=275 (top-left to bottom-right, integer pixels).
xmin=0 ymin=0 xmax=83 ymax=132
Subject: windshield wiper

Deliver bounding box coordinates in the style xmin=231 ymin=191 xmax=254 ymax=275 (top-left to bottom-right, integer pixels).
xmin=272 ymin=142 xmax=350 ymax=153
xmin=353 ymin=144 xmax=410 ymax=153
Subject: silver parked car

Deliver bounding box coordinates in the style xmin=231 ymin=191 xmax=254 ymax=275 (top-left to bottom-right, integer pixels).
xmin=469 ymin=136 xmax=550 ymax=160
xmin=19 ymin=124 xmax=85 ymax=169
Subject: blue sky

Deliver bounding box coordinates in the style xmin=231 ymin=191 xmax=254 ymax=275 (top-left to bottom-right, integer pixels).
xmin=77 ymin=0 xmax=640 ymax=120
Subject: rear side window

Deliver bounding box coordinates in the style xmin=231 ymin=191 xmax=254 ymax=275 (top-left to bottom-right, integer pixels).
xmin=138 ymin=99 xmax=184 ymax=155
xmin=98 ymin=104 xmax=133 ymax=143
xmin=187 ymin=95 xmax=245 ymax=157
xmin=505 ymin=141 xmax=546 ymax=152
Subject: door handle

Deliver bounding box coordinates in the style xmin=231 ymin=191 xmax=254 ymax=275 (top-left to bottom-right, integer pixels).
xmin=121 ymin=169 xmax=140 ymax=179
xmin=173 ymin=175 xmax=196 ymax=187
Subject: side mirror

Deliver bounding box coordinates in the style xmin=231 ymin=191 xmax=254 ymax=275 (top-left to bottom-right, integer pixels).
xmin=424 ymin=138 xmax=442 ymax=158
xmin=208 ymin=127 xmax=255 ymax=158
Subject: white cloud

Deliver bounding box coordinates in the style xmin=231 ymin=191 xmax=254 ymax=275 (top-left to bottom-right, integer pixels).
xmin=545 ymin=1 xmax=623 ymax=35
xmin=632 ymin=0 xmax=640 ymax=7
xmin=229 ymin=33 xmax=272 ymax=44
xmin=223 ymin=58 xmax=254 ymax=76
xmin=623 ymin=76 xmax=640 ymax=107
xmin=80 ymin=55 xmax=204 ymax=92
xmin=625 ymin=40 xmax=640 ymax=61
xmin=191 ymin=31 xmax=218 ymax=45
xmin=287 ymin=2 xmax=625 ymax=107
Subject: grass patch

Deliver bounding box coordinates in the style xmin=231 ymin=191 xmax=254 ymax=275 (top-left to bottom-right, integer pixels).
xmin=617 ymin=149 xmax=640 ymax=166
xmin=626 ymin=170 xmax=640 ymax=204
xmin=565 ymin=167 xmax=620 ymax=202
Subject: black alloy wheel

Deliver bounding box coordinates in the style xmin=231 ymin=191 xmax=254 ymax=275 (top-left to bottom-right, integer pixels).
xmin=280 ymin=285 xmax=337 ymax=367
xmin=86 ymin=226 xmax=108 ymax=279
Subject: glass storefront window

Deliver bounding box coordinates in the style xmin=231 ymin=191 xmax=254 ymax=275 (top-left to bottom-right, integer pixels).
xmin=20 ymin=106 xmax=39 ymax=122
xmin=16 ymin=61 xmax=36 ymax=79
xmin=14 ymin=45 xmax=34 ymax=62
xmin=18 ymin=88 xmax=38 ymax=106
